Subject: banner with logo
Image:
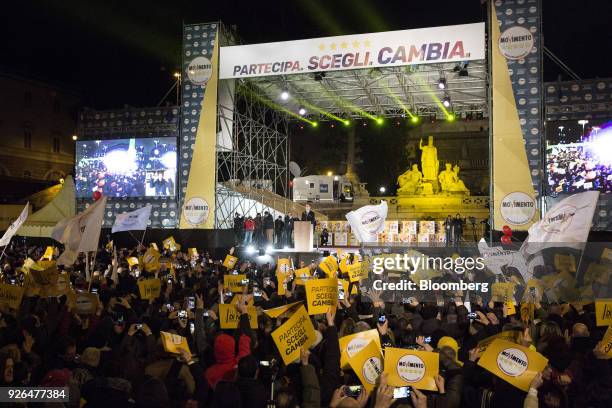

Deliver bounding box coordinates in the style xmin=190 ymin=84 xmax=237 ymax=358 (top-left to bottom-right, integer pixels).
xmin=163 ymin=236 xmax=178 ymax=251
xmin=224 ymin=274 xmax=246 ymax=293
xmin=347 ymin=262 xmax=368 ymax=282
xmin=305 ymin=278 xmax=338 ymax=315
xmin=348 ymin=340 xmax=383 ymax=392
xmin=477 ymin=330 xmax=522 ymax=354
xmin=218 ymin=303 xmax=258 ymax=329
xmin=595 ymin=299 xmax=612 ymax=326
xmin=180 ymin=23 xmax=219 ymax=229
xmin=0 ymin=284 xmax=24 ymax=309
xmin=384 ymin=348 xmax=439 ymax=391
xmin=219 ymin=23 xmax=484 ymax=79
xmin=111 ymin=204 xmax=152 ymax=233
xmin=137 ymin=279 xmax=161 ymax=300
xmin=271 ymin=305 xmax=317 ymax=365
xmin=478 ymin=338 xmax=548 ymax=391
xmin=142 ymin=247 xmax=161 ymax=272
xmin=339 ymin=329 xmax=381 ymax=369
xmin=521 ymin=191 xmax=599 ymax=253
xmin=74 ymin=292 xmax=99 ymax=315
xmin=263 ymin=301 xmax=302 ymax=319
xmin=346 ymin=201 xmax=388 ymax=242
xmin=160 ymin=331 xmax=191 ymax=354
xmin=491 ymin=0 xmax=542 ymax=231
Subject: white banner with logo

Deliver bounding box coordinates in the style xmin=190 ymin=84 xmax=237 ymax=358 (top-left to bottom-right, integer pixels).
xmin=345 ymin=201 xmax=388 ymax=243
xmin=111 ymin=204 xmax=152 ymax=233
xmin=219 ymin=23 xmax=485 ymax=79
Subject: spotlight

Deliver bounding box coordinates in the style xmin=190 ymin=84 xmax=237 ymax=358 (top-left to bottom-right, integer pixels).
xmin=298 ymin=107 xmax=306 ymax=115
xmin=280 ymin=90 xmax=289 ymax=100
xmin=438 ymin=78 xmax=446 ymax=89
xmin=327 ymin=171 xmax=333 ymax=176
xmin=443 ymin=96 xmax=451 ymax=108
xmin=379 ymin=186 xmax=386 ymax=194
xmin=312 ymin=122 xmax=318 ymax=128
xmin=411 ymin=116 xmax=420 ymax=124
xmin=265 ymin=245 xmax=274 ymax=254
xmin=72 ymin=135 xmax=78 ymax=141
xmin=447 ymin=113 xmax=456 ymax=122
xmin=246 ymin=245 xmax=255 ymax=254
xmin=343 ymin=120 xmax=350 ymax=126
xmin=376 ymin=118 xmax=384 ymax=125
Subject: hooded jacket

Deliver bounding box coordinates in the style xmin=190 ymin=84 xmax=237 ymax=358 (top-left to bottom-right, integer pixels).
xmin=204 ymin=332 xmax=251 ymax=389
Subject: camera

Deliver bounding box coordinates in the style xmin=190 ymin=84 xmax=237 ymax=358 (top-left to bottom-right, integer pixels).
xmin=259 ymin=360 xmax=270 ymax=367
xmin=467 ymin=312 xmax=477 ymax=319
xmin=424 ymin=336 xmax=431 ymax=344
xmin=393 ymin=387 xmax=411 ymax=399
xmin=378 ymin=314 xmax=386 ymax=324
xmin=178 ymin=310 xmax=187 ymax=319
xmin=135 ymin=324 xmax=142 ymax=330
xmin=253 ymin=288 xmax=262 ymax=297
xmin=343 ymin=385 xmax=363 ymax=398
xmin=338 ymin=288 xmax=345 ymax=300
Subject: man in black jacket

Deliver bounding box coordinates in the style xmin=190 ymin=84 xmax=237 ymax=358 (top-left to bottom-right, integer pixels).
xmin=263 ymin=211 xmax=274 ymax=245
xmin=274 ymin=215 xmax=284 ymax=247
xmin=283 ymin=212 xmax=294 ymax=247
xmin=235 ymin=356 xmax=267 ymax=408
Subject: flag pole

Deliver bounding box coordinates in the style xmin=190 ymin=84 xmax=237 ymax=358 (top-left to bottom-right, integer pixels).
xmin=140 ymin=228 xmax=147 ymax=247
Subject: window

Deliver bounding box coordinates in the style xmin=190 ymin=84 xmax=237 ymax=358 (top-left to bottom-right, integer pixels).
xmin=24 ymin=130 xmax=32 ymax=149
xmin=319 ymin=183 xmax=329 ymax=193
xmin=52 ymin=137 xmax=60 ymax=153
xmin=309 ymin=183 xmax=315 ymax=189
xmin=24 ymin=91 xmax=32 ymax=108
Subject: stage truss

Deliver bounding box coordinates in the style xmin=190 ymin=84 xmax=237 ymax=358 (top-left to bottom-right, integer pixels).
xmin=247 ymin=61 xmax=487 ymax=120
xmin=215 ymin=80 xmax=289 ymax=228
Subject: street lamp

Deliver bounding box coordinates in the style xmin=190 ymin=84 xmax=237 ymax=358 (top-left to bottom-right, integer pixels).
xmin=72 ymin=135 xmax=78 ymax=141
xmin=379 ymin=186 xmax=386 ymax=194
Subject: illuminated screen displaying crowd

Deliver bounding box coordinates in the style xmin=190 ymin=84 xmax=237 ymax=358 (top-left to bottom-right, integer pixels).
xmin=75 ymin=137 xmax=177 ymax=198
xmin=546 ymin=120 xmax=612 ymax=194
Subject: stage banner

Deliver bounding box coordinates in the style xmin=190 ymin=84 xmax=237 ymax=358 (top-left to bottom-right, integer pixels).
xmin=491 ymin=0 xmax=542 ymax=231
xmin=219 ymin=23 xmax=484 ymax=79
xmin=180 ymin=23 xmax=219 ymax=229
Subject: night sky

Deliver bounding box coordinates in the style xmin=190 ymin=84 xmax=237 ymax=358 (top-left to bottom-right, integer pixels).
xmin=2 ymin=0 xmax=612 ymax=109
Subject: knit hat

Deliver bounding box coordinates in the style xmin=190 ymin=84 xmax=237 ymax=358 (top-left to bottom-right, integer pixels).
xmin=437 ymin=336 xmax=463 ymax=367
xmin=80 ymin=347 xmax=101 ymax=368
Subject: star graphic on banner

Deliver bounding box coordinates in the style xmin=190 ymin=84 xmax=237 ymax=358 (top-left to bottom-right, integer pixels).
xmin=364 ymin=39 xmax=371 ymax=47
xmin=318 ymin=43 xmax=325 ymax=51
xmin=352 ymin=40 xmax=360 ymax=49
xmin=340 ymin=42 xmax=348 ymax=49
xmin=330 ymin=43 xmax=337 ymax=50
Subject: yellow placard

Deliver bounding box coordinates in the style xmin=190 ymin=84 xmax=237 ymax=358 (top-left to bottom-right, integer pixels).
xmin=478 ymin=338 xmax=548 ymax=392
xmin=598 ymin=326 xmax=612 ymax=359
xmin=520 ymin=302 xmax=534 ymax=325
xmin=318 ymin=256 xmax=338 ymax=277
xmin=30 ymin=262 xmax=59 ymax=287
xmin=305 ymin=278 xmax=338 ymax=315
xmin=506 ymin=301 xmax=516 ymax=316
xmin=491 ymin=282 xmax=515 ymax=302
xmin=339 ymin=279 xmax=358 ymax=296
xmin=142 ymin=247 xmax=161 ymax=272
xmin=347 ymin=262 xmax=367 ymax=283
xmin=348 ymin=340 xmax=383 ymax=392
xmin=477 ymin=330 xmax=521 ymax=354
xmin=384 ymin=348 xmax=439 ymax=391
xmin=218 ymin=304 xmax=258 ymax=329
xmin=42 ymin=272 xmax=71 ymax=298
xmin=42 ymin=246 xmax=54 ymax=261
xmin=162 ymin=236 xmax=178 ymax=251
xmin=224 ymin=274 xmax=247 ymax=293
xmin=188 ymin=248 xmax=199 ymax=258
xmin=294 ymin=267 xmax=312 ymax=285
xmin=271 ymin=305 xmax=316 ymax=365
xmin=127 ymin=257 xmax=139 ymax=268
xmin=339 ymin=329 xmax=381 ymax=369
xmin=160 ymin=331 xmax=190 ymax=354
xmin=595 ymin=299 xmax=612 ymax=326
xmin=263 ymin=301 xmax=302 ymax=319
xmin=74 ymin=292 xmax=99 ymax=315
xmin=339 ymin=258 xmax=349 ymax=274
xmin=0 ymin=284 xmax=24 ymax=309
xmin=554 ymin=254 xmax=576 ymax=272
xmin=223 ymin=254 xmax=238 ymax=269
xmin=137 ymin=279 xmax=161 ymax=300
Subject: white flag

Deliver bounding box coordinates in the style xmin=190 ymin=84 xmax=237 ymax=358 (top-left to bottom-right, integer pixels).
xmin=521 ymin=191 xmax=599 ymax=255
xmin=478 ymin=238 xmax=531 ymax=282
xmin=111 ymin=204 xmax=152 ymax=233
xmin=0 ymin=203 xmax=29 ymax=247
xmin=345 ymin=201 xmax=388 ymax=243
xmin=53 ymin=196 xmax=107 ymax=266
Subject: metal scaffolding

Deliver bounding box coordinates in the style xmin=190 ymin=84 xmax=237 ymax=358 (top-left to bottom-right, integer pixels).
xmin=214 ymin=79 xmax=289 ymax=228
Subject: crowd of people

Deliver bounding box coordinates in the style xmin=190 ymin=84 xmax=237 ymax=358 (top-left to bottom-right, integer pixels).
xmin=0 ymin=239 xmax=610 ymax=408
xmin=546 ymin=145 xmax=612 ymax=194
xmin=234 ymin=205 xmax=316 ymax=248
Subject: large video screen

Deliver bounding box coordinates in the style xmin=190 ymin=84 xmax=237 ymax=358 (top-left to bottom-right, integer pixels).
xmin=545 ymin=120 xmax=612 ymax=194
xmin=75 ymin=137 xmax=177 ymax=198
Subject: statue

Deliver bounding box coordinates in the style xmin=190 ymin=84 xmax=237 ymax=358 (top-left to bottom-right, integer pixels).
xmin=438 ymin=163 xmax=469 ymax=194
xmin=397 ymin=164 xmax=423 ymax=195
xmin=419 ymin=136 xmax=439 ymax=180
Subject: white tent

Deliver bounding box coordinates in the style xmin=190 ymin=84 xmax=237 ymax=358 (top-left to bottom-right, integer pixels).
xmin=18 ymin=176 xmax=76 ymax=237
